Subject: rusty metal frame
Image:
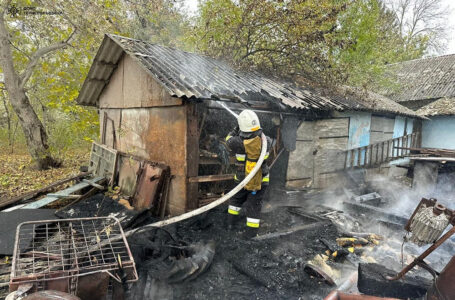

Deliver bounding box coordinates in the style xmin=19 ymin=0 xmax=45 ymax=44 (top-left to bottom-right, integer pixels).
xmin=10 ymin=217 xmax=138 ymax=291
xmin=387 ymin=225 xmax=455 ymax=281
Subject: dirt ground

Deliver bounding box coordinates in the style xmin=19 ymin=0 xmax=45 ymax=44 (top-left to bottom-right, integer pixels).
xmin=0 ymin=147 xmax=90 ymax=199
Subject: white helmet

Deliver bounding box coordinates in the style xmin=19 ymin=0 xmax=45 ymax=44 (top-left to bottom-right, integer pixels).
xmin=238 ymin=110 xmax=261 ymax=132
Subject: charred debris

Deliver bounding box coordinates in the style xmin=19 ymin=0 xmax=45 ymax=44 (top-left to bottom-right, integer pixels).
xmin=1 ymin=35 xmax=455 ymax=300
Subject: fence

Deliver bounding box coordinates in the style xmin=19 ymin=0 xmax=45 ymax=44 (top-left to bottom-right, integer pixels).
xmin=344 ymin=132 xmax=419 ymax=169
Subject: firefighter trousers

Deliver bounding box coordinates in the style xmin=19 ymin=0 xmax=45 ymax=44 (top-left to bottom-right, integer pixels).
xmin=227 ymin=186 xmax=268 ymax=228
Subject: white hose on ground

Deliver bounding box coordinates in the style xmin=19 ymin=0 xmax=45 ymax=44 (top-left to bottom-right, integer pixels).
xmin=123 ymin=132 xmax=267 ymax=238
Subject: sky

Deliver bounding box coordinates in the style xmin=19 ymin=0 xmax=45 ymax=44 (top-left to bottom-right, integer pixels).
xmin=183 ymin=0 xmax=455 ymax=55
xmin=443 ymin=0 xmax=455 ymax=54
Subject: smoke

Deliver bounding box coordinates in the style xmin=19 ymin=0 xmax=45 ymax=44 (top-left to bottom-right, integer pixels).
xmin=354 ymin=171 xmax=455 ymax=273
xmin=367 ymin=173 xmax=418 ymax=217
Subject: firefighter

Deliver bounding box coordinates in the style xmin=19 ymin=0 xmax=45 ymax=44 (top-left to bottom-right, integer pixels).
xmin=225 ymin=109 xmax=272 ymax=238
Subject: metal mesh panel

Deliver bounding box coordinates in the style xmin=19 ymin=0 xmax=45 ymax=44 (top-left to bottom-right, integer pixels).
xmin=10 ymin=217 xmax=137 ymax=290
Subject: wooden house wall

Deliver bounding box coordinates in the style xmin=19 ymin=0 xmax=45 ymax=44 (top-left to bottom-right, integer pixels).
xmin=286 ymin=111 xmax=419 ymax=189
xmin=286 ymin=118 xmax=349 ymax=189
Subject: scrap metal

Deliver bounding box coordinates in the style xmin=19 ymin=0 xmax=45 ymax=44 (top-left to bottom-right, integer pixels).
xmin=387 ymin=198 xmax=455 ymax=281
xmin=9 ymin=217 xmax=138 ymax=294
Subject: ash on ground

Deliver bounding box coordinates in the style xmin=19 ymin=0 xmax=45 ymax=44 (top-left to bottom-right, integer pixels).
xmin=124 ymin=184 xmax=451 ymax=300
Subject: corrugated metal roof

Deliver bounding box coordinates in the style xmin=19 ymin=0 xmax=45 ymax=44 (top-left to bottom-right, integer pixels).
xmin=77 ymin=34 xmax=418 ymax=117
xmin=385 ymin=54 xmax=455 ymax=102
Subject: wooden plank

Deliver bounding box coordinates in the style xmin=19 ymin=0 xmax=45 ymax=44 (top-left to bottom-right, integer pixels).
xmin=409 ymin=157 xmax=455 ymax=162
xmin=186 ymin=103 xmax=199 ymax=211
xmin=357 ymin=147 xmax=361 ymax=167
xmin=344 ymin=150 xmax=348 ymax=169
xmin=369 ymin=145 xmax=373 ymax=167
xmin=20 ymin=177 xmax=104 ymax=209
xmin=82 ymin=179 xmax=104 ymax=190
xmin=314 ymin=137 xmax=348 ymax=173
xmin=287 ymin=140 xmax=314 ymax=180
xmin=118 ymin=107 xmax=188 ymax=215
xmin=133 ymin=162 xmax=167 ymax=211
xmin=374 ymin=144 xmax=379 ymax=164
xmin=296 ymin=121 xmax=314 ymax=140
xmin=386 ymin=140 xmax=390 ymax=160
xmin=88 ymin=142 xmax=118 ymax=184
xmin=371 ymin=115 xmax=394 ymax=133
xmin=189 ymin=174 xmax=235 ymax=183
xmin=99 ymin=56 xmax=124 ymax=108
xmin=100 ymin=109 xmax=121 ymax=149
xmin=123 ymin=55 xmax=181 ymax=108
xmin=315 ymin=118 xmax=349 ymax=138
xmin=350 ymin=149 xmax=355 ymax=168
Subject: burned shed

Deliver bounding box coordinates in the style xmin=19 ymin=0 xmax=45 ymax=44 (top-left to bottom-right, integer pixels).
xmin=77 ymin=34 xmax=419 ymax=215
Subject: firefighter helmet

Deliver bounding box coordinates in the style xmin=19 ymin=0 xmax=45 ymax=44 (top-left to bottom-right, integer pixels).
xmin=238 ymin=110 xmax=261 ymax=132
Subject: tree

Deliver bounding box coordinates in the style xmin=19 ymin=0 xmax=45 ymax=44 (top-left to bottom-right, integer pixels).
xmin=124 ymin=0 xmax=191 ymax=49
xmin=190 ymin=0 xmax=347 ymax=81
xmin=331 ymin=0 xmax=426 ymax=87
xmin=0 ymin=1 xmax=70 ymax=169
xmin=0 ymin=0 xmax=193 ymax=169
xmin=0 ymin=0 xmax=125 ymax=169
xmin=384 ymin=0 xmax=451 ymax=54
xmin=190 ymin=0 xmax=428 ymax=88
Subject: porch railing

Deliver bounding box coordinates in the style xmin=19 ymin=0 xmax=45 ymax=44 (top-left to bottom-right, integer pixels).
xmin=344 ymin=132 xmax=419 ymax=169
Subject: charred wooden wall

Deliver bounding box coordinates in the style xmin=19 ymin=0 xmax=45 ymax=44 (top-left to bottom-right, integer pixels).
xmin=98 ymin=55 xmax=198 ymax=215
xmin=286 ymin=118 xmax=349 ymax=189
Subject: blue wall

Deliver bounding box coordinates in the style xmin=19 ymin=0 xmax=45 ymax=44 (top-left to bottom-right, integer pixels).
xmin=392 ymin=117 xmax=414 ymax=156
xmin=422 ymin=116 xmax=455 ymax=149
xmin=341 ymin=111 xmax=371 ymax=165
xmin=393 ymin=116 xmax=406 ymax=138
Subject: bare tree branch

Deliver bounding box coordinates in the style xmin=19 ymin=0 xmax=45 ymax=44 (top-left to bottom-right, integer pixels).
xmin=385 ymin=0 xmax=450 ymax=53
xmin=19 ymin=30 xmax=75 ymax=89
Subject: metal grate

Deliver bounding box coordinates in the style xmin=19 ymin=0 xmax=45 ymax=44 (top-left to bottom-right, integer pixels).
xmin=10 ymin=217 xmax=138 ymax=290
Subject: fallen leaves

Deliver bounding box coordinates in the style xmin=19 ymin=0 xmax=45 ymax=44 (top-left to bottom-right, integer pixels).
xmin=0 ymin=147 xmax=90 ymax=200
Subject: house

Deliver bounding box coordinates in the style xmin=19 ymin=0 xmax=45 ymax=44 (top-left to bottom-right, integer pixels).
xmin=77 ymin=34 xmax=419 ymax=215
xmin=384 ymin=54 xmax=455 ymax=150
xmin=415 ymin=98 xmax=455 ymax=149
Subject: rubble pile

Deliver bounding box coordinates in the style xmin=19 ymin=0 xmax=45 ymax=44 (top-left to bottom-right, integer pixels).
xmin=126 ymin=204 xmax=341 ymax=300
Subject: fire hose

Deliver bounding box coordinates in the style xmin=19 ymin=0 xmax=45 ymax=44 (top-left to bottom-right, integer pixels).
xmin=121 ymin=104 xmax=267 ymax=237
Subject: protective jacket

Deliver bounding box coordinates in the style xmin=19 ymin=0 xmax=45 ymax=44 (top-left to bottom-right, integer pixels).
xmin=225 ymin=129 xmax=272 ymax=191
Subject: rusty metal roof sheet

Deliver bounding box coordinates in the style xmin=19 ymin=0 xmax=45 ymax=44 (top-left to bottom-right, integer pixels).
xmin=384 ymin=54 xmax=455 ymax=103
xmin=77 ymin=34 xmax=418 ymax=117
